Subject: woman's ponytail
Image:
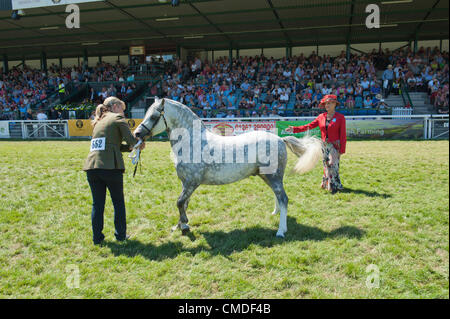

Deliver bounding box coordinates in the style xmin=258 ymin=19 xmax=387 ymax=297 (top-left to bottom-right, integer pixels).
xmin=91 ymin=104 xmax=110 ymax=127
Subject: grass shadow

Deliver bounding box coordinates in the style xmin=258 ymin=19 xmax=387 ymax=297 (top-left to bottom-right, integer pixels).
xmin=105 ymin=217 xmax=365 ymax=261
xmin=199 ymin=217 xmax=365 ymax=256
xmin=340 ymin=186 xmax=392 ymax=198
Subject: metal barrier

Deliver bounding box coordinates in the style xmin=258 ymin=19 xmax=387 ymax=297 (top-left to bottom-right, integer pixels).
xmin=392 ymin=107 xmax=413 ymax=119
xmin=0 ymin=120 xmax=69 ymax=139
xmin=427 ymin=118 xmax=449 ymax=139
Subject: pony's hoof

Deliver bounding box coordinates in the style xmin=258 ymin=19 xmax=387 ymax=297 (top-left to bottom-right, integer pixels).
xmin=271 ymin=210 xmax=279 ymax=215
xmin=180 ymin=223 xmax=190 ymax=235
xmin=171 ymin=224 xmax=180 ymax=232
xmin=276 ymin=231 xmax=285 ymax=238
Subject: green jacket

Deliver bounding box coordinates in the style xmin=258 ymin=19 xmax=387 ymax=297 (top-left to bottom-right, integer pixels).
xmin=83 ymin=112 xmax=138 ymax=171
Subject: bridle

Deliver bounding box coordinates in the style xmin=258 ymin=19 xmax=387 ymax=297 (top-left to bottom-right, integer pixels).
xmin=130 ymin=99 xmax=168 ymax=178
xmin=138 ymin=98 xmax=168 ymax=138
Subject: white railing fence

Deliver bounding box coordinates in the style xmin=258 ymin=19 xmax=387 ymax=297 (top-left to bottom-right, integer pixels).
xmin=0 ymin=116 xmax=448 ymax=140
xmin=427 ymin=118 xmax=449 ymax=139
xmin=391 ymin=107 xmax=413 ymax=119
xmin=0 ymin=120 xmax=69 ymax=139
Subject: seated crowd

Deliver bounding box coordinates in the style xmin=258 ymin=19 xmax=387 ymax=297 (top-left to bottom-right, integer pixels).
xmin=0 ymin=61 xmax=135 ymax=120
xmin=387 ymin=46 xmax=449 ymax=113
xmin=159 ymin=46 xmax=448 ymax=118
xmin=1 ymin=47 xmax=448 ymax=120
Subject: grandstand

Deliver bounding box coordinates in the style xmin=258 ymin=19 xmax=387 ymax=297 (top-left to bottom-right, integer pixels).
xmin=0 ymin=0 xmax=448 ymax=121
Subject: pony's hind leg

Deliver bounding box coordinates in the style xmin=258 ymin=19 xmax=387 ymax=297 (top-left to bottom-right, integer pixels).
xmin=272 ymin=195 xmax=280 ymax=215
xmin=259 ymin=175 xmax=280 ymax=215
xmin=259 ymin=175 xmax=288 ymax=237
xmin=172 ymin=182 xmax=198 ymax=234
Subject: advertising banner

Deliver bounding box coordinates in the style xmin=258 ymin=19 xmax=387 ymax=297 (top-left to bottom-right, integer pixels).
xmin=203 ymin=121 xmax=276 ymax=136
xmin=277 ymin=120 xmax=321 ymax=138
xmin=68 ymin=118 xmax=424 ymax=140
xmin=0 ymin=121 xmax=10 ymax=138
xmin=276 ymin=119 xmax=424 ymax=139
xmin=68 ymin=119 xmax=143 ymax=137
xmin=345 ymin=119 xmax=424 ymax=139
xmin=12 ymin=0 xmax=102 ymax=10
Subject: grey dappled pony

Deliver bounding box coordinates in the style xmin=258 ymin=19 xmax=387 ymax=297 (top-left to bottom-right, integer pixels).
xmin=134 ymin=98 xmax=322 ymax=238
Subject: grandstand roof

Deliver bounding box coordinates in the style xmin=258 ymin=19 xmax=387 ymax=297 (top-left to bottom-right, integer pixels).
xmin=0 ymin=0 xmax=448 ymax=60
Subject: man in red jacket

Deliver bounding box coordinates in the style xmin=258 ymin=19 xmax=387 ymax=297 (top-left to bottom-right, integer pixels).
xmin=286 ymin=94 xmax=346 ymax=193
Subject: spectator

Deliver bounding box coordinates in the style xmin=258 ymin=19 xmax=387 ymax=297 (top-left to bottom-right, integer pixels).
xmin=36 ymin=109 xmax=48 ymax=121
xmin=225 ymin=110 xmax=235 ymax=118
xmin=363 ymin=96 xmax=373 ymax=108
xmin=345 ymin=94 xmax=355 ymax=109
xmin=382 ymin=64 xmax=395 ymax=98
xmin=269 ymin=109 xmax=278 ymax=117
xmin=25 ymin=108 xmax=34 ymax=120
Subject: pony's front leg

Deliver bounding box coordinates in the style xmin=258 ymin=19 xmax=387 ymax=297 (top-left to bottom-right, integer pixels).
xmin=172 ymin=183 xmax=198 ymax=235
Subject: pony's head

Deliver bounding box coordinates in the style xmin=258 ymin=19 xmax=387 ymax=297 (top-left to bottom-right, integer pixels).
xmin=134 ymin=98 xmax=167 ymax=139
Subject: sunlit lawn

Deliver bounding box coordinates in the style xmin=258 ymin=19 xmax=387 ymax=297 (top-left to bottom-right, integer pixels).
xmin=0 ymin=140 xmax=448 ymax=298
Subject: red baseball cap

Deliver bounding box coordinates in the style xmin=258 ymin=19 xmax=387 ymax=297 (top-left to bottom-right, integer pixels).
xmin=319 ymin=94 xmax=340 ymax=108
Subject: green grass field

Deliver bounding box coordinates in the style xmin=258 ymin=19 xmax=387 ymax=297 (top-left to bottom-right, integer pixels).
xmin=0 ymin=140 xmax=448 ymax=298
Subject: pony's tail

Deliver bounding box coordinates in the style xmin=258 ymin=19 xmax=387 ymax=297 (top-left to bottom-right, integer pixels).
xmin=282 ymin=135 xmax=323 ymax=174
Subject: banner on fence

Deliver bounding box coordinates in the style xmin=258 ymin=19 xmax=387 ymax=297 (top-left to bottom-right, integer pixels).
xmin=203 ymin=121 xmax=276 ymax=136
xmin=68 ymin=120 xmax=92 ymax=137
xmin=277 ymin=119 xmax=424 ymax=139
xmin=68 ymin=119 xmax=143 ymax=137
xmin=0 ymin=121 xmax=10 ymax=138
xmin=277 ymin=121 xmax=321 ymax=138
xmin=346 ymin=119 xmax=424 ymax=139
xmin=67 ymin=118 xmax=424 ymax=139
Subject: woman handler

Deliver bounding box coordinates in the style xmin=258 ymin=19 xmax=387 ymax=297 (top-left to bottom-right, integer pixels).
xmin=83 ymin=97 xmax=145 ymax=245
xmin=286 ymin=94 xmax=346 ymax=194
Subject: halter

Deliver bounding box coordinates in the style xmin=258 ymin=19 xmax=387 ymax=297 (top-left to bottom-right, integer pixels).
xmin=129 ymin=99 xmax=168 ymax=177
xmin=138 ymin=98 xmax=168 ymax=139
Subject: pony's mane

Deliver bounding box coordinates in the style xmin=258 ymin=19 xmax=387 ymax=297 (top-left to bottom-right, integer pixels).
xmin=165 ymin=98 xmax=206 ymax=129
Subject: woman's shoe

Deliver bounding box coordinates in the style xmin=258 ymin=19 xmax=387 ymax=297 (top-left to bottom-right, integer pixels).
xmin=117 ymin=234 xmax=131 ymax=242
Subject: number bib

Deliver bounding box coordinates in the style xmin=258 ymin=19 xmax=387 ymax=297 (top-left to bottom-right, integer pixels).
xmin=90 ymin=137 xmax=106 ymax=152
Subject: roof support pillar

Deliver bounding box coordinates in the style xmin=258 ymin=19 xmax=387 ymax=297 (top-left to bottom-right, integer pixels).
xmin=413 ymin=33 xmax=418 ymax=54
xmin=440 ymin=38 xmax=442 ymax=51
xmin=2 ymin=54 xmax=8 ymax=74
xmin=346 ymin=41 xmax=351 ymax=61
xmin=229 ymin=45 xmax=233 ymax=69
xmin=59 ymin=57 xmax=63 ymax=70
xmin=176 ymin=44 xmax=181 ymax=59
xmin=286 ymin=46 xmax=292 ymax=58
xmin=41 ymin=51 xmax=47 ymax=73
xmin=83 ymin=49 xmax=88 ymax=69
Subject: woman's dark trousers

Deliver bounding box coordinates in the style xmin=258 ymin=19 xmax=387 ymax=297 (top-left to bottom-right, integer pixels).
xmin=86 ymin=169 xmax=127 ymax=244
